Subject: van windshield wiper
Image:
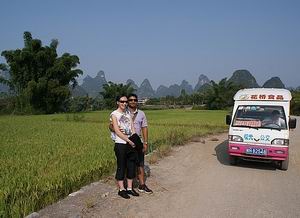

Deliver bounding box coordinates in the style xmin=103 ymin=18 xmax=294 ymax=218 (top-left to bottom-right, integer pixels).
xmin=260 ymin=126 xmax=282 ymax=131
xmin=233 ymin=125 xmax=259 ymax=130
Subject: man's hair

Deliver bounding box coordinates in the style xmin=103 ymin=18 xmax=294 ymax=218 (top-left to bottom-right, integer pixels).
xmin=272 ymin=110 xmax=280 ymax=116
xmin=127 ymin=93 xmax=138 ymax=99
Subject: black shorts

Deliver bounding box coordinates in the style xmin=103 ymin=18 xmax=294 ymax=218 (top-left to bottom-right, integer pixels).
xmin=137 ymin=150 xmax=145 ymax=167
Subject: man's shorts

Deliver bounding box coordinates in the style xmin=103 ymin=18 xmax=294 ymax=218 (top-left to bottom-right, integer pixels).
xmin=137 ymin=150 xmax=145 ymax=167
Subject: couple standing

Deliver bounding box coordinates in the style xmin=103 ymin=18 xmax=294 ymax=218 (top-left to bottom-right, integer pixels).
xmin=110 ymin=93 xmax=153 ymax=199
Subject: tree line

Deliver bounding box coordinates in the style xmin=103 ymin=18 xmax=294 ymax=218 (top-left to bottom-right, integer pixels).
xmin=1 ymin=32 xmax=300 ymax=114
xmin=99 ymin=78 xmax=241 ymax=110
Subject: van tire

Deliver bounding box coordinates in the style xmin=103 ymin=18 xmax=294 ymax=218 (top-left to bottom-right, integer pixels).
xmin=280 ymin=157 xmax=289 ymax=171
xmin=229 ymin=155 xmax=237 ymax=165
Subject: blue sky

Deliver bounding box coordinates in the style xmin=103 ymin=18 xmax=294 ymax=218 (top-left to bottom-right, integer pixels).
xmin=1 ymin=0 xmax=299 ymax=89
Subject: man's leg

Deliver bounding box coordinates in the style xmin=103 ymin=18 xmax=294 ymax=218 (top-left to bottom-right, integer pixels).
xmin=138 ymin=166 xmax=145 ymax=185
xmin=137 ymin=151 xmax=153 ymax=193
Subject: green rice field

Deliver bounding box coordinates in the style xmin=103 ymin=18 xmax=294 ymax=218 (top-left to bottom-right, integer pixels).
xmin=0 ymin=109 xmax=228 ymax=217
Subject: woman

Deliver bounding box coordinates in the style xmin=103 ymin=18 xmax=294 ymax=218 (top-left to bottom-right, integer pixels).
xmin=110 ymin=95 xmax=139 ymax=199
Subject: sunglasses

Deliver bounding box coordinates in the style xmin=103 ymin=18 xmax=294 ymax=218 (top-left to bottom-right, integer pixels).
xmin=119 ymin=100 xmax=128 ymax=103
xmin=128 ymin=99 xmax=138 ymax=102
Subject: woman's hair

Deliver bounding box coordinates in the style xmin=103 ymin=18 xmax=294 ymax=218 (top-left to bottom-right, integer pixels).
xmin=115 ymin=95 xmax=127 ymax=102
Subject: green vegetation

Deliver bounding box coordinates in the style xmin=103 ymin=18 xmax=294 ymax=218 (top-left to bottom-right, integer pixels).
xmin=100 ymin=82 xmax=135 ymax=109
xmin=145 ymin=78 xmax=241 ymax=110
xmin=291 ymin=90 xmax=300 ymax=115
xmin=0 ymin=109 xmax=227 ymax=217
xmin=205 ymin=78 xmax=240 ymax=109
xmin=0 ymin=32 xmax=82 ymax=114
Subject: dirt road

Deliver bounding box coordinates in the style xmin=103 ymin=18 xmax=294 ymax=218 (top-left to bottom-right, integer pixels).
xmin=38 ymin=118 xmax=300 ymax=218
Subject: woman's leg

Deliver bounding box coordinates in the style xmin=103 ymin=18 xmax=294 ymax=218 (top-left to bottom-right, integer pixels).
xmin=117 ymin=180 xmax=125 ymax=190
xmin=114 ymin=143 xmax=131 ymax=199
xmin=126 ymin=149 xmax=137 ymax=189
xmin=114 ymin=143 xmax=127 ymax=189
xmin=127 ymin=179 xmax=133 ymax=189
xmin=126 ymin=151 xmax=139 ymax=196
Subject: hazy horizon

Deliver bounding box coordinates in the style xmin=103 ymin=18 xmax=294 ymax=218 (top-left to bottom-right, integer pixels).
xmin=1 ymin=0 xmax=299 ymax=89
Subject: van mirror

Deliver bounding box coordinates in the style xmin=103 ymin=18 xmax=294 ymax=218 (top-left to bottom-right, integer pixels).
xmin=289 ymin=118 xmax=297 ymax=129
xmin=226 ymin=115 xmax=232 ymax=125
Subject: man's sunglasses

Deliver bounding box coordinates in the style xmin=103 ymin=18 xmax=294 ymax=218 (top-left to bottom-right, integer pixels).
xmin=119 ymin=100 xmax=128 ymax=103
xmin=128 ymin=99 xmax=138 ymax=102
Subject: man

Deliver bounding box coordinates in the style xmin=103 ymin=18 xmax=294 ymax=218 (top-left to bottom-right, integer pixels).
xmin=127 ymin=93 xmax=153 ymax=194
xmin=262 ymin=110 xmax=286 ymax=128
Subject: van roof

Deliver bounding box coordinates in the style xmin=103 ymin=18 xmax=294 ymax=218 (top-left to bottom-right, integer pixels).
xmin=234 ymin=88 xmax=292 ymax=101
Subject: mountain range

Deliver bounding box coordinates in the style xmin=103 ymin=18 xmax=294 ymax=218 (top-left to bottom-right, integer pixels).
xmin=0 ymin=69 xmax=290 ymax=97
xmin=69 ymin=69 xmax=287 ymax=98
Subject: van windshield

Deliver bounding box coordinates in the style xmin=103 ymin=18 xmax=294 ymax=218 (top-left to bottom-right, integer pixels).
xmin=232 ymin=105 xmax=287 ymax=130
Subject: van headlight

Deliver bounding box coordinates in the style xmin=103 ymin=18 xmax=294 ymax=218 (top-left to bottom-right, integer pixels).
xmin=228 ymin=135 xmax=243 ymax=142
xmin=271 ymin=138 xmax=289 ymax=146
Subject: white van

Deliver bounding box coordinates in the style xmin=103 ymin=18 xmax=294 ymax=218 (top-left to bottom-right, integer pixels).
xmin=226 ymin=88 xmax=297 ymax=170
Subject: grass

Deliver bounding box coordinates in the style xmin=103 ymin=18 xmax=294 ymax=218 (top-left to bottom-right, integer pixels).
xmin=0 ymin=109 xmax=228 ymax=217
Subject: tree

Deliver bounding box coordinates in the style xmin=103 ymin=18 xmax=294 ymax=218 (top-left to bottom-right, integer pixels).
xmin=0 ymin=31 xmax=82 ymax=113
xmin=205 ymin=78 xmax=240 ymax=109
xmin=100 ymin=81 xmax=135 ymax=109
xmin=291 ymin=89 xmax=300 ymax=115
xmin=177 ymin=89 xmax=188 ymax=105
xmin=190 ymin=91 xmax=207 ymax=105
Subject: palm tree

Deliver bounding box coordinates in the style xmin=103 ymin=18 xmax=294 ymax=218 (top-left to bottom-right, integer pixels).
xmin=206 ymin=78 xmax=240 ymax=109
xmin=100 ymin=81 xmax=135 ymax=109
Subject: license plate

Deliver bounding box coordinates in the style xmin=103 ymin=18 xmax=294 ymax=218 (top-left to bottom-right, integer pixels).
xmin=246 ymin=148 xmax=267 ymax=156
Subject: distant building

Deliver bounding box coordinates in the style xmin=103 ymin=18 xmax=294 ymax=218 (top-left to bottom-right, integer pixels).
xmin=138 ymin=97 xmax=149 ymax=105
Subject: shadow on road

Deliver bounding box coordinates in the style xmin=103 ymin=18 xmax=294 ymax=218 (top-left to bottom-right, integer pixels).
xmin=214 ymin=140 xmax=231 ymax=166
xmin=214 ymin=140 xmax=278 ymax=171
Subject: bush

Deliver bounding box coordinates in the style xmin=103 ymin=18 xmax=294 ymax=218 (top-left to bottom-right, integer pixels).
xmin=191 ymin=104 xmax=206 ymax=110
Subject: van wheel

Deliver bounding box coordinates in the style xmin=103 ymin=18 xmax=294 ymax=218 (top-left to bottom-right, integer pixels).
xmin=280 ymin=157 xmax=289 ymax=171
xmin=229 ymin=155 xmax=237 ymax=165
